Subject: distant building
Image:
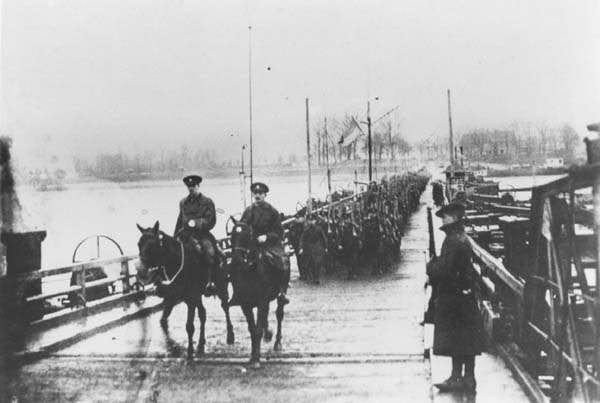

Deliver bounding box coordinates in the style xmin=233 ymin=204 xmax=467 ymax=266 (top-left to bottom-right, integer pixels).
xmin=544 ymin=157 xmax=564 ymax=168
xmin=459 ymin=130 xmax=518 ymax=163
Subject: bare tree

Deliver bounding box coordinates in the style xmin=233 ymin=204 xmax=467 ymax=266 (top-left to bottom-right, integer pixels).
xmin=560 ymin=123 xmax=579 ymax=163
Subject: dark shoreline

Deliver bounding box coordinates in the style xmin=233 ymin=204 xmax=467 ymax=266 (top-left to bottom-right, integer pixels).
xmin=26 ymin=161 xmax=418 ymax=186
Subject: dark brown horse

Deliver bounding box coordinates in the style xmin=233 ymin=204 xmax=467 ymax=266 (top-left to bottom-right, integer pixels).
xmin=226 ymin=219 xmax=289 ymax=367
xmin=136 ymin=221 xmax=234 ymax=358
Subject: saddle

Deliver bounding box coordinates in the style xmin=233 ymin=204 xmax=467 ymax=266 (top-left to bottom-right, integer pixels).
xmin=178 ymin=230 xmax=225 ymax=265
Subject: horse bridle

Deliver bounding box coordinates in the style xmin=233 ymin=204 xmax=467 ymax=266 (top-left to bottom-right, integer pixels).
xmin=231 ymin=224 xmax=254 ymax=263
xmin=141 ymin=232 xmax=186 ymax=286
xmin=160 ymin=239 xmax=185 ymax=285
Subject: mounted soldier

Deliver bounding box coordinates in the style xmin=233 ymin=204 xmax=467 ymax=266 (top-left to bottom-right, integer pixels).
xmin=240 ymin=182 xmax=289 ymax=305
xmin=174 ymin=174 xmax=222 ymax=296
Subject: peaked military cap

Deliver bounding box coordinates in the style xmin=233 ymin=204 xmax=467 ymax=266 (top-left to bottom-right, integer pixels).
xmin=183 ymin=174 xmax=202 ymax=186
xmin=250 ymin=182 xmax=269 ymax=194
xmin=435 ymin=201 xmax=466 ymax=218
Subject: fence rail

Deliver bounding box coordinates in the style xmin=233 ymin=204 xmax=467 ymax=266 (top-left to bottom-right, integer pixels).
xmin=468 ymin=237 xmax=525 ymax=298
xmin=17 ymin=254 xmax=140 ymax=315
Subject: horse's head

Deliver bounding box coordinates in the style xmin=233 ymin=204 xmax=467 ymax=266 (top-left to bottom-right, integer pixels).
xmin=136 ymin=221 xmax=167 ymax=284
xmin=230 ymin=220 xmax=254 ymax=249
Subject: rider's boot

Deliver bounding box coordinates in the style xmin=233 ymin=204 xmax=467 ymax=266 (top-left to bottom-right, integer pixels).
xmin=205 ymin=239 xmax=226 ymax=297
xmin=204 ymin=254 xmax=219 ymax=297
xmin=204 ymin=268 xmax=218 ymax=297
xmin=190 ymin=238 xmax=217 ymax=297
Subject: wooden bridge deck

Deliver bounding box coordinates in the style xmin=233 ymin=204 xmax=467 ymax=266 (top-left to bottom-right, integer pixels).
xmin=1 ymin=191 xmax=532 ymax=403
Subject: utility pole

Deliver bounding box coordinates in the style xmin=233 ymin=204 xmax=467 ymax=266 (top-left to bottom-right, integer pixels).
xmin=306 ymin=98 xmax=312 ymax=214
xmin=366 ymin=104 xmax=398 ymax=179
xmin=368 ymin=101 xmax=373 ymax=182
xmin=248 ymin=26 xmax=254 ymax=185
xmin=447 ymin=89 xmax=454 ymax=178
xmin=324 ymin=117 xmax=331 ymax=194
xmin=317 ymin=126 xmax=322 ymax=167
xmin=387 ymin=120 xmax=393 ymax=161
xmin=240 ymin=145 xmax=247 ymax=208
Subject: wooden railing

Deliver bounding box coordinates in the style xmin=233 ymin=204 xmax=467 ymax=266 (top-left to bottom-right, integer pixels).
xmin=18 ymin=254 xmax=139 ymax=307
xmin=468 ymin=237 xmax=525 ymax=298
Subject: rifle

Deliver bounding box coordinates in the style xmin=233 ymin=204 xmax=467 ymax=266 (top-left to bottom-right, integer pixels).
xmin=326 ymin=203 xmax=333 ymax=235
xmin=427 ymin=207 xmax=436 ymax=259
xmin=423 ymin=206 xmax=437 ymax=326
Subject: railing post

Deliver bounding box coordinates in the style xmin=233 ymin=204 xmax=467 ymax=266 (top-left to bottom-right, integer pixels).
xmin=0 ymin=231 xmax=46 ymax=325
xmin=76 ymin=267 xmax=86 ymax=307
xmin=120 ymin=260 xmax=131 ymax=294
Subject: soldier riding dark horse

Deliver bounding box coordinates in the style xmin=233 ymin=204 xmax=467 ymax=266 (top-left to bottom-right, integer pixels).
xmin=226 ymin=182 xmax=291 ymax=367
xmin=239 ymin=182 xmax=289 ymax=305
xmin=136 ymin=221 xmax=234 ymax=358
xmin=174 ymin=174 xmax=224 ymax=296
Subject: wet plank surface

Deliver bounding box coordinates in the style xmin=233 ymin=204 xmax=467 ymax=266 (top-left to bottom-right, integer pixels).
xmin=3 ymin=189 xmax=532 ymax=403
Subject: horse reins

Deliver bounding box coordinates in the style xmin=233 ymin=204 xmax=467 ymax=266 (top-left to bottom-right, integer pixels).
xmin=160 ymin=239 xmax=185 ymax=286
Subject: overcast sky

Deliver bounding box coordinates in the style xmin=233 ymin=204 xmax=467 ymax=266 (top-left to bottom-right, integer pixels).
xmin=2 ymin=0 xmax=599 ymax=165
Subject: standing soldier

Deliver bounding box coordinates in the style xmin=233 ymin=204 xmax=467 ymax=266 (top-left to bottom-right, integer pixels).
xmin=298 ymin=214 xmax=328 ymax=284
xmin=174 ymin=174 xmax=220 ymax=296
xmin=426 ymin=202 xmax=484 ymax=392
xmin=241 ymin=182 xmax=289 ymax=304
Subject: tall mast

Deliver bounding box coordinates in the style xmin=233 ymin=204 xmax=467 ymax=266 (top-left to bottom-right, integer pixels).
xmin=306 ymin=98 xmax=312 ymax=214
xmin=324 ymin=117 xmax=331 ymax=194
xmin=368 ymin=101 xmax=372 ymax=181
xmin=447 ymin=89 xmax=454 ymax=177
xmin=248 ymin=26 xmax=254 ymax=185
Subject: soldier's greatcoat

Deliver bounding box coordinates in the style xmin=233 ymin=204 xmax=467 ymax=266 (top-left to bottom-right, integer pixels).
xmin=240 ymin=200 xmax=285 ymax=257
xmin=174 ymin=193 xmax=216 ymax=235
xmin=299 ymin=221 xmax=328 ymax=261
xmin=427 ymin=221 xmax=484 ymax=356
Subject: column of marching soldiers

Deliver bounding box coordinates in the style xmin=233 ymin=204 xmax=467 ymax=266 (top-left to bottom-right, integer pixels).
xmin=285 ymin=171 xmax=430 ymax=282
